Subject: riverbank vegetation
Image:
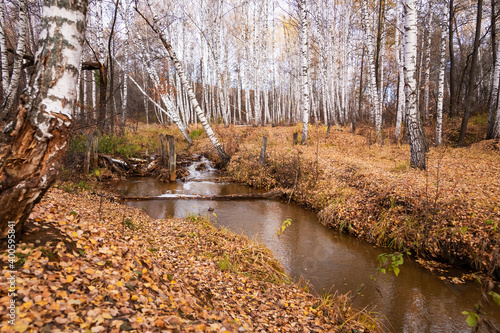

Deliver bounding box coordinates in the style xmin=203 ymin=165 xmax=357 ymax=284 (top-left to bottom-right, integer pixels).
xmin=0 ymin=186 xmax=378 ymax=332
xmin=1 ymin=0 xmax=500 ymax=330
xmin=192 ymin=124 xmax=500 ymax=284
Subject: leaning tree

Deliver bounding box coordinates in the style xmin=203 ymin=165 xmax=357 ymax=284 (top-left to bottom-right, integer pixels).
xmin=0 ymin=0 xmax=88 ymax=237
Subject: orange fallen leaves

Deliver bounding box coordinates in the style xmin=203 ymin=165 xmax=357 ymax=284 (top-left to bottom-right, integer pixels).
xmin=219 ymin=125 xmax=500 ymax=278
xmin=0 ymin=186 xmax=374 ymax=332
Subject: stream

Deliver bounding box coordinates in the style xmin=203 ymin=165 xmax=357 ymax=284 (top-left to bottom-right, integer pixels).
xmin=110 ymin=157 xmax=500 ymax=332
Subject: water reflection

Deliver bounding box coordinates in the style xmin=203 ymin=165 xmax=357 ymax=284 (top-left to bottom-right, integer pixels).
xmin=111 ymin=177 xmax=500 ymax=332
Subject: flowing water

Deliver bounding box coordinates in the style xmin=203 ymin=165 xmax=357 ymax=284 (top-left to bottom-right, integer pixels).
xmin=110 ymin=157 xmax=500 ymax=332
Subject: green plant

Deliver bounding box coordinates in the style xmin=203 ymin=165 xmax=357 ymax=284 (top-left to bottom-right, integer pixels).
xmin=14 ymin=252 xmax=29 ymax=266
xmin=97 ymin=135 xmax=140 ymax=158
xmin=277 ymin=219 xmax=292 ymax=237
xmin=377 ymin=252 xmax=406 ymax=277
xmin=61 ymin=185 xmax=73 ymax=193
xmin=77 ymin=181 xmax=89 ymax=191
xmin=463 ymin=304 xmax=481 ymax=328
xmin=124 ymin=218 xmax=136 ymax=229
xmin=471 ymin=113 xmax=488 ymax=125
xmin=40 ymin=248 xmax=55 ymax=258
xmin=218 ymin=254 xmax=236 ymax=272
xmin=488 ymin=291 xmax=500 ymax=306
xmin=68 ymin=135 xmax=87 ymax=154
xmin=189 ymin=128 xmax=204 ymax=140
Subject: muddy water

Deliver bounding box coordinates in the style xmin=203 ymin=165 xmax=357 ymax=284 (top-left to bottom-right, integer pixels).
xmin=111 ymin=160 xmax=500 ymax=332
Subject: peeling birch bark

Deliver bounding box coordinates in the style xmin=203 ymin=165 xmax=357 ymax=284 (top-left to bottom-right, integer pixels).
xmin=0 ymin=0 xmax=88 ymax=237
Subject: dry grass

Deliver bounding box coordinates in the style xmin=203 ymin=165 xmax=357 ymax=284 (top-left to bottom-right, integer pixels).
xmin=192 ymin=123 xmax=500 ymax=278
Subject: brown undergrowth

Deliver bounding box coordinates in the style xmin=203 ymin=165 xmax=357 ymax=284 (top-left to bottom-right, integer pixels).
xmin=0 ymin=187 xmax=378 ymax=332
xmin=196 ymin=124 xmax=500 ymax=280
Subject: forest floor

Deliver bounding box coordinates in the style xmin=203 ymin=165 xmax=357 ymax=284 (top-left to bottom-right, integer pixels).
xmin=0 ymin=187 xmax=378 ymax=332
xmin=192 ymin=123 xmax=500 ymax=283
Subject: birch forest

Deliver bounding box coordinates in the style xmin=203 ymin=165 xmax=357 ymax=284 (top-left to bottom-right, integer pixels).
xmin=2 ymin=0 xmax=500 ymax=148
xmin=2 ymin=0 xmax=500 ymax=330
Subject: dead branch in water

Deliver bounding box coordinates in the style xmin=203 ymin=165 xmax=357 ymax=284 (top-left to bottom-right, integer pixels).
xmin=118 ymin=190 xmax=282 ymax=201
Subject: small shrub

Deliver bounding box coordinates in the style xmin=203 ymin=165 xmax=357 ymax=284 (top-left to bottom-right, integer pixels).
xmin=471 ymin=113 xmax=488 ymax=126
xmin=98 ymin=135 xmax=140 ymax=157
xmin=68 ymin=135 xmax=87 ymax=154
xmin=77 ymin=181 xmax=89 ymax=191
xmin=189 ymin=128 xmax=204 ymax=140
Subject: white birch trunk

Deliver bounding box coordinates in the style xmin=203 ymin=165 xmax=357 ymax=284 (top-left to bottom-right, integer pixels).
xmin=129 ymin=22 xmax=191 ymax=143
xmin=83 ymin=69 xmax=87 ymax=117
xmin=120 ymin=0 xmax=130 ymax=132
xmin=0 ymin=0 xmax=88 ymax=235
xmin=2 ymin=0 xmax=28 ymax=116
xmin=395 ymin=0 xmax=405 ymax=141
xmin=141 ymin=0 xmax=229 ymax=163
xmin=423 ymin=6 xmax=433 ymax=122
xmin=404 ymin=0 xmax=427 ymax=169
xmin=361 ymin=0 xmax=382 ymax=141
xmin=141 ymin=66 xmax=149 ymax=124
xmin=436 ymin=5 xmax=448 ymax=146
xmin=299 ymin=0 xmax=310 ymax=144
xmin=0 ymin=0 xmax=9 ymax=95
xmin=91 ymin=72 xmax=96 ymax=113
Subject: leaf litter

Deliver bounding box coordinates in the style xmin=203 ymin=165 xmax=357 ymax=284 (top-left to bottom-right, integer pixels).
xmin=0 ymin=187 xmax=377 ymax=332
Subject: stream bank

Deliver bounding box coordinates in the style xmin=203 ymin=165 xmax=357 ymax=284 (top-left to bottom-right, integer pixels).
xmin=0 ymin=186 xmax=377 ymax=332
xmin=195 ymin=125 xmax=500 ymax=284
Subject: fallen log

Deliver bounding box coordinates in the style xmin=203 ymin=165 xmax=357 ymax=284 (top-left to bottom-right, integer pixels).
xmin=119 ymin=190 xmax=282 ymax=201
xmin=100 ymin=154 xmax=126 ymax=174
xmin=128 ymin=157 xmax=148 ymax=163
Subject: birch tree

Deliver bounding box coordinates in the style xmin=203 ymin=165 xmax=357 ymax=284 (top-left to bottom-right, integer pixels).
xmin=298 ymin=0 xmax=309 ymax=144
xmin=436 ymin=1 xmax=448 ymax=146
xmin=361 ymin=0 xmax=382 ymax=143
xmin=120 ymin=0 xmax=130 ymax=134
xmin=0 ymin=0 xmax=9 ymax=96
xmin=0 ymin=0 xmax=88 ymax=236
xmin=403 ymin=0 xmax=426 ymax=169
xmin=129 ymin=25 xmax=192 ymax=144
xmin=395 ymin=0 xmax=405 ymax=141
xmin=0 ymin=0 xmax=28 ymax=119
xmin=139 ymin=0 xmax=230 ymax=164
xmin=422 ymin=2 xmax=433 ymax=122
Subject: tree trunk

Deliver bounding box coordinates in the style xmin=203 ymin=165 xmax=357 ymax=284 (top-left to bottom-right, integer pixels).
xmin=299 ymin=0 xmax=310 ymax=144
xmin=121 ymin=0 xmax=130 ymax=134
xmin=448 ymin=0 xmax=456 ymax=117
xmin=0 ymin=0 xmax=88 ymax=237
xmin=1 ymin=0 xmax=27 ymax=119
xmin=362 ymin=0 xmax=382 ymax=142
xmin=488 ymin=0 xmax=500 ymax=139
xmin=395 ymin=0 xmax=405 ymax=141
xmin=422 ymin=4 xmax=433 ymax=122
xmin=139 ymin=2 xmax=230 ymax=164
xmin=458 ymin=0 xmax=482 ymax=145
xmin=403 ymin=0 xmax=426 ymax=169
xmin=0 ymin=0 xmax=9 ymax=95
xmin=436 ymin=3 xmax=448 ymax=146
xmin=97 ymin=65 xmax=107 ymax=132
